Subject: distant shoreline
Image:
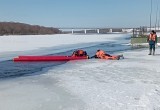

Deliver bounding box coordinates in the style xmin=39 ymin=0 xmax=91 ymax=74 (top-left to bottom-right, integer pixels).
xmin=0 ymin=22 xmax=61 ymax=36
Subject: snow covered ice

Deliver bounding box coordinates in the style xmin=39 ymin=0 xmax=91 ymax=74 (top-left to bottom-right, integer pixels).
xmin=50 ymin=50 xmax=160 ymax=110
xmin=0 ymin=34 xmax=160 ymax=110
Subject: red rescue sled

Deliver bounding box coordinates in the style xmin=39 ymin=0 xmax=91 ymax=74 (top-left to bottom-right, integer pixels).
xmin=13 ymin=56 xmax=88 ymax=62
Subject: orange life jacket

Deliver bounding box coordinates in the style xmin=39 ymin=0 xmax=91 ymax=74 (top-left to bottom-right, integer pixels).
xmin=95 ymin=50 xmax=118 ymax=59
xmin=72 ymin=50 xmax=87 ymax=57
xmin=77 ymin=50 xmax=84 ymax=55
xmin=96 ymin=50 xmax=106 ymax=59
xmin=149 ymin=34 xmax=156 ymax=41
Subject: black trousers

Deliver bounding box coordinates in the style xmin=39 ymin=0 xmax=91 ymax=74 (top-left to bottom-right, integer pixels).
xmin=149 ymin=44 xmax=155 ymax=51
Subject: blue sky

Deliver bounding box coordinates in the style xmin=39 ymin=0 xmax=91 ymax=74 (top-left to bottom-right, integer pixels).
xmin=0 ymin=0 xmax=159 ymax=28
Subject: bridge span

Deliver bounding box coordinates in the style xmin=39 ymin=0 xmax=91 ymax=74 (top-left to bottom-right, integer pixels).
xmin=58 ymin=27 xmax=133 ymax=34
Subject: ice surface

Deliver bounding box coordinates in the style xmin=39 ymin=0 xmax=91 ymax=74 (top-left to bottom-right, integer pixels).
xmin=48 ymin=50 xmax=160 ymax=110
xmin=0 ymin=34 xmax=160 ymax=110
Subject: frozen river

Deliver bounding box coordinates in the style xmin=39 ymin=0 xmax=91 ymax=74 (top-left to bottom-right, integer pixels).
xmin=0 ymin=40 xmax=130 ymax=78
xmin=1 ymin=34 xmax=160 ymax=110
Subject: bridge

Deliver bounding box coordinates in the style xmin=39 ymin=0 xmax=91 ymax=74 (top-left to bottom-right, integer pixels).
xmin=58 ymin=27 xmax=133 ymax=34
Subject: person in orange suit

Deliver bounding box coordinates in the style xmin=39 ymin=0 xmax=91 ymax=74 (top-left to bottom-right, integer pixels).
xmin=72 ymin=50 xmax=88 ymax=57
xmin=91 ymin=50 xmax=124 ymax=60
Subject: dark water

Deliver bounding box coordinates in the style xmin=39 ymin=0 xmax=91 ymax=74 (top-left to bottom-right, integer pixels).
xmin=0 ymin=42 xmax=131 ymax=79
xmin=0 ymin=61 xmax=67 ymax=78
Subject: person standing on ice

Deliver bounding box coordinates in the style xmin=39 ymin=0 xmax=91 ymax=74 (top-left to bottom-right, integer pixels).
xmin=147 ymin=30 xmax=157 ymax=55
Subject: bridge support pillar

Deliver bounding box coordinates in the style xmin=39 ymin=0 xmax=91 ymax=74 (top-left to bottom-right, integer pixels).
xmin=72 ymin=29 xmax=74 ymax=34
xmin=97 ymin=29 xmax=100 ymax=34
xmin=109 ymin=29 xmax=112 ymax=33
xmin=84 ymin=29 xmax=87 ymax=34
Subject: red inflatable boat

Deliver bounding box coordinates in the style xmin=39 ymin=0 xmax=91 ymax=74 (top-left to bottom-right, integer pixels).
xmin=13 ymin=56 xmax=88 ymax=62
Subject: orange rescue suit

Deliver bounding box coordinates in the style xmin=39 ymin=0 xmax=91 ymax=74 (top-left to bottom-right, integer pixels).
xmin=96 ymin=50 xmax=106 ymax=59
xmin=149 ymin=34 xmax=156 ymax=41
xmin=96 ymin=50 xmax=118 ymax=60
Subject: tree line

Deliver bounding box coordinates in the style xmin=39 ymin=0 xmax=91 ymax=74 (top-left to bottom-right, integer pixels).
xmin=0 ymin=22 xmax=61 ymax=35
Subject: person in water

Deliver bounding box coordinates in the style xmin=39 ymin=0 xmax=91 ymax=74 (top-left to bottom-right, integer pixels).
xmin=91 ymin=49 xmax=124 ymax=60
xmin=72 ymin=50 xmax=88 ymax=57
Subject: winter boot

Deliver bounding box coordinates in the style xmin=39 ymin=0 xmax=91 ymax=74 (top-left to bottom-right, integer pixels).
xmin=153 ymin=50 xmax=155 ymax=55
xmin=148 ymin=49 xmax=152 ymax=55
